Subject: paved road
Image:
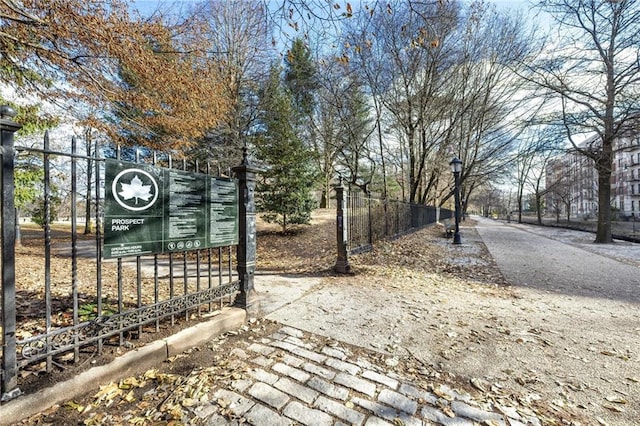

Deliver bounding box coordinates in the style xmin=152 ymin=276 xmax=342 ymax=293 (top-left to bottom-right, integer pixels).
xmin=474 ymin=216 xmax=640 ymax=303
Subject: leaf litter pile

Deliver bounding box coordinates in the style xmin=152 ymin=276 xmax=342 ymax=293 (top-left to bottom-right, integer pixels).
xmin=15 ymin=211 xmax=639 ymax=425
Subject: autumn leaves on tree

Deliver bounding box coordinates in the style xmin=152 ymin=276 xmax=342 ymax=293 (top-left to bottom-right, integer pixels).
xmin=1 ymin=0 xmax=228 ymax=150
xmin=1 ymin=1 xmax=322 ymax=233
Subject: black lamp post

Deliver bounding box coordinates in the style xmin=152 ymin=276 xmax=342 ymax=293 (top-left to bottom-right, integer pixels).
xmin=450 ymin=157 xmax=462 ymax=244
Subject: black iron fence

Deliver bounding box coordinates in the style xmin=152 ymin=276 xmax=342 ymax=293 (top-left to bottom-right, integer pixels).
xmin=346 ymin=190 xmax=453 ymax=253
xmin=333 ymin=183 xmax=453 ymax=269
xmin=1 ymin=107 xmax=257 ymax=402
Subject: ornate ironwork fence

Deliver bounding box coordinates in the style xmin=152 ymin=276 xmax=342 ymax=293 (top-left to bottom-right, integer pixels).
xmin=334 ymin=181 xmax=454 ymax=272
xmin=0 ymin=107 xmax=257 ymax=401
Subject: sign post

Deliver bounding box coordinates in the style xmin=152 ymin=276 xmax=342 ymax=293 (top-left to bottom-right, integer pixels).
xmin=232 ymin=148 xmax=262 ymax=315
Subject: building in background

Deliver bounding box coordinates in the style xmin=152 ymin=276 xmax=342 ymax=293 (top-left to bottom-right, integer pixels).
xmin=613 ymin=136 xmax=640 ymax=218
xmin=545 ymin=134 xmax=640 ymax=220
xmin=545 ymin=143 xmax=598 ymax=221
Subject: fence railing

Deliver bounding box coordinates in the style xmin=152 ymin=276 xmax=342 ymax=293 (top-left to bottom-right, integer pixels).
xmin=346 ymin=190 xmax=453 ymax=254
xmin=333 ymin=182 xmax=453 ymax=272
xmin=1 ymin=107 xmax=258 ymax=401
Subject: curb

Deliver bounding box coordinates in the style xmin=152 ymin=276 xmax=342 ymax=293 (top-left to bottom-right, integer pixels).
xmin=1 ymin=307 xmax=246 ymax=425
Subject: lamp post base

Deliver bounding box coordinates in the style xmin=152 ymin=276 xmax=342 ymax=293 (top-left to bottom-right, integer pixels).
xmin=453 ymin=232 xmax=461 ymax=244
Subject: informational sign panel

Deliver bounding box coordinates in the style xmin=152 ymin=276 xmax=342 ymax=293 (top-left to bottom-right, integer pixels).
xmin=104 ymin=159 xmax=238 ymax=259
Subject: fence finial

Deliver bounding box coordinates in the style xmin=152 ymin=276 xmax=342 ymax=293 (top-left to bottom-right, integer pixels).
xmin=0 ymin=105 xmax=17 ymax=120
xmin=242 ymin=144 xmax=248 ymax=164
xmin=241 ymin=139 xmax=254 ymax=166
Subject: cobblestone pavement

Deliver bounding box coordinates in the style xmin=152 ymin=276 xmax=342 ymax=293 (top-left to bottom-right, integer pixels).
xmin=199 ymin=325 xmax=542 ymax=426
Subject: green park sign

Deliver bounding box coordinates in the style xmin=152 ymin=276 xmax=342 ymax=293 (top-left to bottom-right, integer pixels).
xmin=104 ymin=159 xmax=238 ymax=259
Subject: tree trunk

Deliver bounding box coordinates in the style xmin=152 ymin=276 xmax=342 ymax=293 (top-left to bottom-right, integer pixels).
xmin=536 ymin=195 xmax=542 ymax=225
xmin=377 ymin=118 xmax=387 ymax=200
xmin=595 ymin=162 xmax=613 ymax=243
xmin=320 ymin=191 xmax=328 ymax=209
xmin=517 ymin=197 xmax=523 ymax=223
xmin=407 ymin=128 xmax=418 ymax=203
xmin=320 ymin=172 xmax=331 ymax=209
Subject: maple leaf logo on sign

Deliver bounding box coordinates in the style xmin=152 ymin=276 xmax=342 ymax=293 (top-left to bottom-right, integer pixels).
xmin=119 ymin=175 xmax=153 ymax=205
xmin=112 ymin=168 xmax=159 ymax=212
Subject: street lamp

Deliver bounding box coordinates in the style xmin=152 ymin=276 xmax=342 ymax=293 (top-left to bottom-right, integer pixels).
xmin=450 ymin=157 xmax=463 ymax=244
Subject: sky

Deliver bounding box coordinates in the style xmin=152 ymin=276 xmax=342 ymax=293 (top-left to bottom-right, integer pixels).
xmin=130 ymin=0 xmax=536 ymax=17
xmin=492 ymin=0 xmax=529 ymax=8
xmin=129 ymin=0 xmax=548 ymax=42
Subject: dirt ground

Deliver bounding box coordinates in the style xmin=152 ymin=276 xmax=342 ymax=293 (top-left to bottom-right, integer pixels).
xmin=12 ymin=210 xmax=639 ymax=425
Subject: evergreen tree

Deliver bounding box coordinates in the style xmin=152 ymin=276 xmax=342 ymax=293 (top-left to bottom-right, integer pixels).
xmin=254 ymin=65 xmax=317 ymax=232
xmin=283 ymin=38 xmax=318 ymax=118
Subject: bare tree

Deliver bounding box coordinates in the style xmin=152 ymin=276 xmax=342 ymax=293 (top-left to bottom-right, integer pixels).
xmin=186 ymin=0 xmax=274 ymax=169
xmin=525 ymin=0 xmax=640 ymax=243
xmin=441 ymin=3 xmax=537 ymax=217
xmin=344 ymin=1 xmax=536 ymax=211
xmin=311 ymin=60 xmax=376 ymax=204
xmin=548 ymin=173 xmax=573 ymax=223
xmin=525 ymin=147 xmax=559 ymax=225
xmin=310 ymin=60 xmax=343 ymax=207
xmin=345 ymin=1 xmax=460 ymax=203
xmin=513 ymin=126 xmax=564 ymax=223
xmin=469 ymin=183 xmax=504 ymax=218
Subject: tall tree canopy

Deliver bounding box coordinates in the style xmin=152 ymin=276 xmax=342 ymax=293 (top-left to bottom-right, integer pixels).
xmin=344 ymin=1 xmax=534 ymax=208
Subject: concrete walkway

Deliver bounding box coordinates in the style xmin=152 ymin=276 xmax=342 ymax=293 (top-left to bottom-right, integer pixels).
xmin=474 ymin=216 xmax=640 ymax=303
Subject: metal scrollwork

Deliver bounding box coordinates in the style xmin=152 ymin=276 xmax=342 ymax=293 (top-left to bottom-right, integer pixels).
xmin=16 ymin=280 xmax=240 ymax=364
